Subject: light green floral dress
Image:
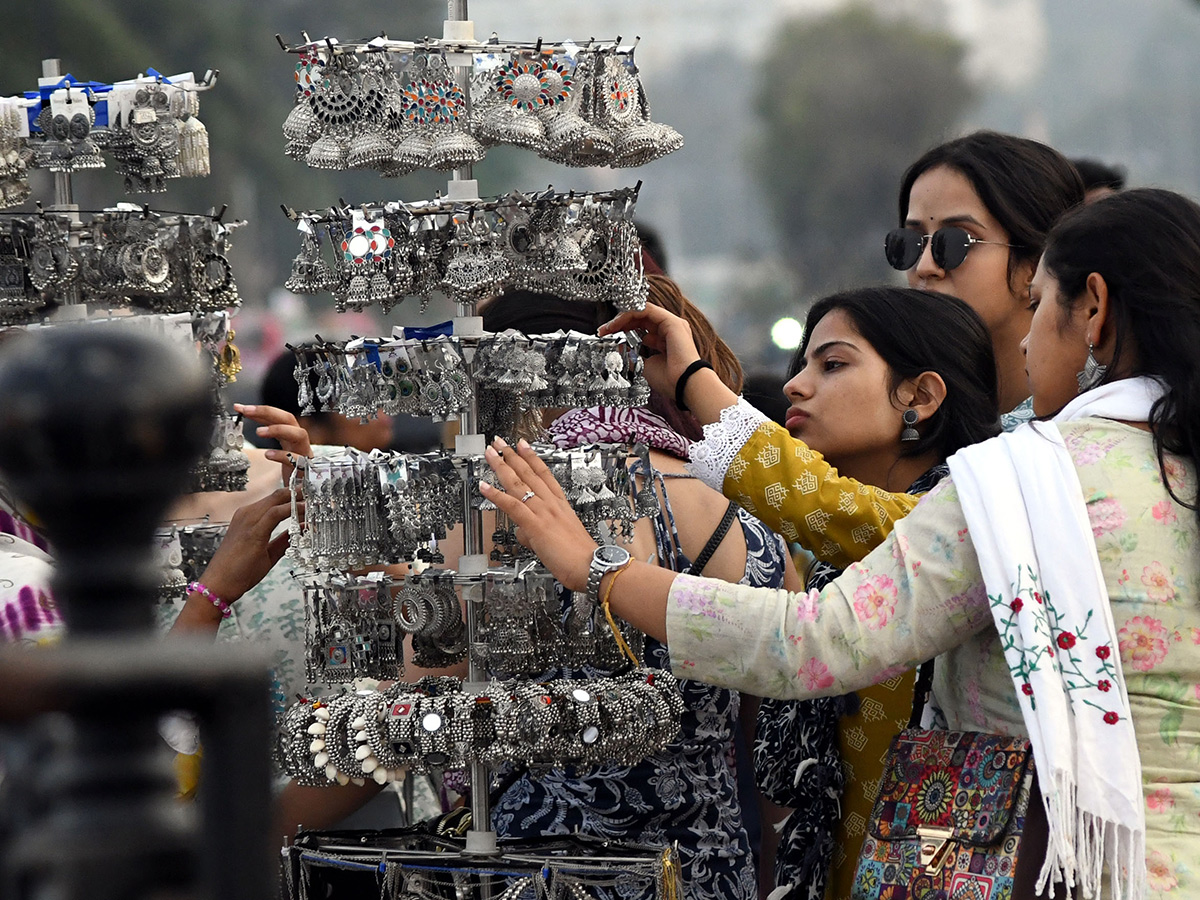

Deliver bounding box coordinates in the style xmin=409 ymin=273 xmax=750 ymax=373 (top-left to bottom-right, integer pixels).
xmin=665 ymin=420 xmax=1199 ymax=898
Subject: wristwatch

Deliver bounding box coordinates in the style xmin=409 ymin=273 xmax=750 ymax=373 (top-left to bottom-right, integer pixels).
xmin=585 ymin=544 xmax=632 ymax=605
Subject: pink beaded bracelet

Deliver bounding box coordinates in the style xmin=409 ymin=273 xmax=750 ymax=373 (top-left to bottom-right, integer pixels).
xmin=187 ymin=581 xmax=232 ymax=619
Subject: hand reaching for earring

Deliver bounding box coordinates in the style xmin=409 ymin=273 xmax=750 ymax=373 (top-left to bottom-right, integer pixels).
xmin=598 ymin=304 xmax=738 ymax=425
xmin=236 ymin=403 xmax=311 ymax=485
xmin=480 ymin=438 xmax=597 ymax=593
xmin=197 ymin=488 xmax=295 ymax=603
xmin=598 ymin=303 xmax=701 ymax=398
xmin=170 ymin=488 xmax=296 ymax=637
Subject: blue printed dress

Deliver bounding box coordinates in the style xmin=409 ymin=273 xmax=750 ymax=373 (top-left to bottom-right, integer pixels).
xmin=492 ymin=464 xmax=790 ymax=900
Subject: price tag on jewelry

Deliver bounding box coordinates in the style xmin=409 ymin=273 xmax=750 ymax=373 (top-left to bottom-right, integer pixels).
xmin=48 ymin=87 xmax=88 ymax=119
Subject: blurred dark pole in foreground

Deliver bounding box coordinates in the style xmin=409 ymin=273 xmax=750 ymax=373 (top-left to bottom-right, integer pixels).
xmin=0 ymin=328 xmax=273 ymax=900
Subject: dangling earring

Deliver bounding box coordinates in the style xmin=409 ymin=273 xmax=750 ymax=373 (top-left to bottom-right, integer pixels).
xmin=900 ymin=409 xmax=920 ymax=442
xmin=1076 ymin=342 xmax=1108 ymax=393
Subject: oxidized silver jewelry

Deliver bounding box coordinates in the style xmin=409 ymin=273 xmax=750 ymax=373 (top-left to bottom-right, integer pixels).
xmin=1077 ymin=342 xmax=1108 ymax=393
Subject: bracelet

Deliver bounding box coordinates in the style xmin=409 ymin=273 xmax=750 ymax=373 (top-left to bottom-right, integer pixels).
xmin=674 ymin=359 xmax=714 ymax=413
xmin=600 ymin=563 xmax=639 ymax=667
xmin=187 ymin=581 xmax=232 ymax=619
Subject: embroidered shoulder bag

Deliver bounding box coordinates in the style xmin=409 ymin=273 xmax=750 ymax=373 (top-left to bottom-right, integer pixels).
xmin=851 ymin=663 xmax=1038 ymax=900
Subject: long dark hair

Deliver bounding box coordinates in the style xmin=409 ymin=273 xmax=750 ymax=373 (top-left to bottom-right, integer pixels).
xmin=1042 ymin=187 xmax=1200 ymax=523
xmin=793 ymin=287 xmax=1000 ymax=462
xmin=899 ymin=131 xmax=1085 ymax=283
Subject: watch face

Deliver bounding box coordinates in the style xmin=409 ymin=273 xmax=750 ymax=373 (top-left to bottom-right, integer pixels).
xmin=596 ymin=544 xmax=631 ymax=566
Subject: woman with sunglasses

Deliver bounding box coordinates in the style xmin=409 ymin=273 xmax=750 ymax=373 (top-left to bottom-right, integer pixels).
xmin=886 ymin=130 xmax=1084 ymax=428
xmin=484 ymin=187 xmax=1200 ymax=899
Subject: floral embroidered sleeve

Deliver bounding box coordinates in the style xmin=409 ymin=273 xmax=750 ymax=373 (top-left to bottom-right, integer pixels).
xmin=664 ymin=478 xmax=993 ymax=700
xmin=686 ymin=399 xmax=922 ymax=570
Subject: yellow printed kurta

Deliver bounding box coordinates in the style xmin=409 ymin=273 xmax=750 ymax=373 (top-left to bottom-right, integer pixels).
xmin=723 ymin=421 xmax=920 ymax=571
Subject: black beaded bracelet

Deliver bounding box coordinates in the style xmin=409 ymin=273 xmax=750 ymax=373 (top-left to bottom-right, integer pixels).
xmin=674 ymin=359 xmax=714 ymax=412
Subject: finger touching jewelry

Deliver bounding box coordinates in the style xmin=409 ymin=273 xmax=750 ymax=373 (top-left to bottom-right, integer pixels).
xmin=493 ymin=438 xmax=554 ymax=501
xmin=520 ymin=490 xmax=536 ymax=503
xmin=514 ymin=440 xmax=570 ymax=501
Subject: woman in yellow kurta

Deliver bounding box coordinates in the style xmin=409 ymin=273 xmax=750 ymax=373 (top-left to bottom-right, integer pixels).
xmin=683 ymin=283 xmax=999 ymax=899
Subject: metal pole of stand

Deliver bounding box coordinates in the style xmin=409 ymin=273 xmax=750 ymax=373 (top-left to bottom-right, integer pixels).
xmin=41 ymin=59 xmax=75 ymax=208
xmin=443 ymin=0 xmax=499 ymax=866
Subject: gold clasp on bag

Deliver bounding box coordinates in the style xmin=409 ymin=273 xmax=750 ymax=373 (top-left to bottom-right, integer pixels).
xmin=917 ymin=826 xmax=954 ymax=874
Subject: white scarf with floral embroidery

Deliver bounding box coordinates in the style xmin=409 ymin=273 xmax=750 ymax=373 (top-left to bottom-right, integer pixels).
xmin=947 ymin=376 xmax=1165 ymax=900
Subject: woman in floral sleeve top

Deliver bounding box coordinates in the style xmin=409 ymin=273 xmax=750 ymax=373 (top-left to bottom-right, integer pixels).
xmin=482 ymin=189 xmax=1200 ymax=899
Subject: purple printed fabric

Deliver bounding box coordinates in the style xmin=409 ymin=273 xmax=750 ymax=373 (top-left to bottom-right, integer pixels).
xmin=0 ymin=498 xmax=61 ymax=645
xmin=549 ymin=406 xmax=691 ymax=460
xmin=0 ymin=507 xmax=50 ymax=554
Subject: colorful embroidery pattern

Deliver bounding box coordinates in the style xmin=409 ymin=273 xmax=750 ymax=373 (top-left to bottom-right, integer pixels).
xmin=853 ymin=730 xmax=1033 ymax=900
xmin=988 ymin=564 xmax=1125 ymax=724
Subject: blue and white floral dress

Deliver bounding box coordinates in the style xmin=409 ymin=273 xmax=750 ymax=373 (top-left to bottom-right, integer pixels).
xmin=492 ymin=462 xmax=790 ymax=900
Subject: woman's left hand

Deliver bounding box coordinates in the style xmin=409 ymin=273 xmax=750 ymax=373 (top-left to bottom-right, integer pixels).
xmin=481 ymin=438 xmax=598 ymax=592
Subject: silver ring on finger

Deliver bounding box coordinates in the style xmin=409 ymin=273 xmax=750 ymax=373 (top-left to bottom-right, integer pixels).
xmin=520 ymin=490 xmax=536 ymax=503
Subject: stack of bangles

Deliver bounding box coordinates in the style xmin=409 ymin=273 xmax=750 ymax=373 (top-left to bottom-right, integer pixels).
xmin=188 ymin=581 xmax=233 ymax=619
xmin=276 ymin=668 xmax=686 ymax=784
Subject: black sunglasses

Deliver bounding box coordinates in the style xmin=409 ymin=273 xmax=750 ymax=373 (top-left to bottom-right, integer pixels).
xmin=884 ymin=226 xmax=1020 ymax=272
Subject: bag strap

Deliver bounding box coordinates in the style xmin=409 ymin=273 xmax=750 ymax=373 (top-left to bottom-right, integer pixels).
xmin=686 ymin=501 xmax=738 ymax=576
xmin=908 ymin=659 xmax=936 ymax=728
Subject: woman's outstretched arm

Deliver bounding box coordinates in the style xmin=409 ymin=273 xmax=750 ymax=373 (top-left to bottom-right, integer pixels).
xmin=481 ymin=438 xmax=992 ymax=700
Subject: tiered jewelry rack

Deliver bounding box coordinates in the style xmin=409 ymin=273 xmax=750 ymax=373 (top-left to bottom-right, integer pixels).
xmin=275 ymin=6 xmax=683 ymax=895
xmin=0 ymin=60 xmax=247 ymax=498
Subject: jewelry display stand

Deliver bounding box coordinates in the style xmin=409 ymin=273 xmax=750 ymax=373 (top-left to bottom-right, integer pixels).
xmin=0 ymin=59 xmax=249 ymax=503
xmin=274 ymin=8 xmax=687 ymax=899
xmin=0 ymin=61 xmax=273 ymax=900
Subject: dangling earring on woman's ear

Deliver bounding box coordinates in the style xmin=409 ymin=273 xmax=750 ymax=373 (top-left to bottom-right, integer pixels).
xmin=1076 ymin=342 xmax=1108 ymax=393
xmin=900 ymin=408 xmax=920 ymax=442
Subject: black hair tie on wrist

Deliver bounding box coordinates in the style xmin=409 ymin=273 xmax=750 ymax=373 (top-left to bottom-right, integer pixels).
xmin=675 ymin=359 xmax=714 ymax=413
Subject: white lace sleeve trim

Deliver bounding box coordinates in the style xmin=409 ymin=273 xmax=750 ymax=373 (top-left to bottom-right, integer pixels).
xmin=685 ymin=397 xmax=770 ymax=491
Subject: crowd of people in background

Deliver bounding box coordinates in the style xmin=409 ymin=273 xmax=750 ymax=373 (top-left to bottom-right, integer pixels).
xmin=2 ymin=130 xmax=1196 ymax=900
